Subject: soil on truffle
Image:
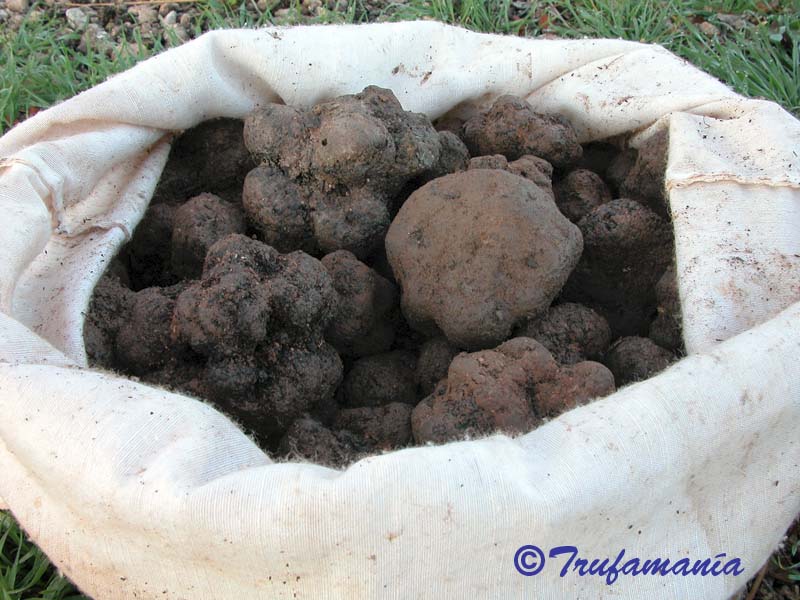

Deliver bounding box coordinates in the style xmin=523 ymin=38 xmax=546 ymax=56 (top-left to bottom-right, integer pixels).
xmin=84 ymin=90 xmax=682 ymax=468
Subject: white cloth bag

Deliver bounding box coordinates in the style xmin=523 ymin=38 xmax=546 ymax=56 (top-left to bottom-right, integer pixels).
xmin=0 ymin=22 xmax=798 ymax=599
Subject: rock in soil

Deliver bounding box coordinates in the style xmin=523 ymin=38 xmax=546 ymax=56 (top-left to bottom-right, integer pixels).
xmin=5 ymin=0 xmax=29 ymax=12
xmin=386 ymin=168 xmax=582 ymax=350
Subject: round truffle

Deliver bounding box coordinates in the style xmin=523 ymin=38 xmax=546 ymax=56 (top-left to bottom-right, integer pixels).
xmin=386 ymin=169 xmax=583 ymax=349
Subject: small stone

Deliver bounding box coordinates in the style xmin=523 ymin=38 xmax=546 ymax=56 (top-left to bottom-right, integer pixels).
xmin=8 ymin=12 xmax=23 ymax=29
xmin=158 ymin=2 xmax=178 ymax=16
xmin=179 ymin=12 xmax=192 ymax=28
xmin=5 ymin=0 xmax=28 ymax=13
xmin=257 ymin=0 xmax=268 ymax=10
xmin=128 ymin=5 xmax=158 ymax=24
xmin=302 ymin=0 xmax=322 ymax=14
xmin=163 ymin=23 xmax=189 ymax=45
xmin=174 ymin=24 xmax=189 ymax=42
xmin=0 ymin=9 xmax=9 ymax=21
xmin=161 ymin=10 xmax=177 ymax=25
xmin=66 ymin=7 xmax=88 ymax=30
xmin=698 ymin=21 xmax=719 ymax=36
xmin=716 ymin=13 xmax=747 ymax=30
xmin=79 ymin=23 xmax=114 ymax=56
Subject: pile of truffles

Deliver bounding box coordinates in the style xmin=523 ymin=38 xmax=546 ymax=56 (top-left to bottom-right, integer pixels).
xmin=85 ymin=87 xmax=682 ymax=467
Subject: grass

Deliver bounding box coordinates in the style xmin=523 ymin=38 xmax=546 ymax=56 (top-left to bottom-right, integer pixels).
xmin=1 ymin=0 xmax=799 ymax=598
xmin=387 ymin=0 xmax=536 ymax=34
xmin=681 ymin=13 xmax=799 ymax=114
xmin=776 ymin=534 xmax=800 ymax=583
xmin=1 ymin=0 xmax=799 ymax=131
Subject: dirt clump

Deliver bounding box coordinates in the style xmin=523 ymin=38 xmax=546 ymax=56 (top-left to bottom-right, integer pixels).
xmin=460 ymin=95 xmax=582 ymax=168
xmin=278 ymin=417 xmax=359 ymax=467
xmin=468 ymin=154 xmax=554 ymax=191
xmin=415 ymin=337 xmax=460 ymax=397
xmin=411 ymin=337 xmax=615 ymax=444
xmin=242 ymin=86 xmax=443 ymax=258
xmin=648 ymin=265 xmax=683 ymax=351
xmin=517 ymin=302 xmax=611 ymax=365
xmin=334 ymin=402 xmax=413 ymax=451
xmin=171 ymin=193 xmax=246 ymax=279
xmin=340 ymin=350 xmax=418 ymax=408
xmin=604 ymin=336 xmax=674 ymax=386
xmin=85 ymin=90 xmax=682 ymax=466
xmin=386 ymin=169 xmax=583 ymax=350
xmin=124 ymin=203 xmax=177 ymax=290
xmin=170 ymin=234 xmax=342 ymax=439
xmin=561 ymin=198 xmax=673 ymax=337
xmin=151 ymin=118 xmax=255 ymax=205
xmin=83 ymin=271 xmax=134 ymax=366
xmin=321 ymin=249 xmax=399 ymax=358
xmin=554 ymin=168 xmax=612 ymax=223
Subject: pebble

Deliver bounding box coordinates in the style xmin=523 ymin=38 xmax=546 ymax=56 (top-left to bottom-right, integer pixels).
xmin=179 ymin=12 xmax=192 ymax=28
xmin=716 ymin=13 xmax=747 ymax=29
xmin=302 ymin=0 xmax=322 ymax=14
xmin=698 ymin=21 xmax=720 ymax=36
xmin=65 ymin=7 xmax=89 ymax=30
xmin=158 ymin=3 xmax=179 ymax=17
xmin=5 ymin=0 xmax=28 ymax=13
xmin=174 ymin=24 xmax=189 ymax=41
xmin=128 ymin=5 xmax=158 ymax=24
xmin=161 ymin=10 xmax=177 ymax=26
xmin=80 ymin=23 xmax=113 ymax=55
